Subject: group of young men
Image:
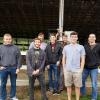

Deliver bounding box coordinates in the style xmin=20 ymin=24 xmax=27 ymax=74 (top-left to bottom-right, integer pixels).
xmin=0 ymin=32 xmax=100 ymax=100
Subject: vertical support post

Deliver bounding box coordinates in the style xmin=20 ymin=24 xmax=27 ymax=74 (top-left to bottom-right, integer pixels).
xmin=58 ymin=0 xmax=64 ymax=41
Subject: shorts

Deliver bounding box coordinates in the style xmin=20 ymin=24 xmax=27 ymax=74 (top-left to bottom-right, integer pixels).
xmin=64 ymin=70 xmax=82 ymax=87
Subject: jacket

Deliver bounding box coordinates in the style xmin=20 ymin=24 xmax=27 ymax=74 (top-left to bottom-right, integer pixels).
xmin=26 ymin=48 xmax=46 ymax=76
xmin=45 ymin=42 xmax=62 ymax=65
xmin=84 ymin=43 xmax=100 ymax=69
xmin=0 ymin=44 xmax=21 ymax=68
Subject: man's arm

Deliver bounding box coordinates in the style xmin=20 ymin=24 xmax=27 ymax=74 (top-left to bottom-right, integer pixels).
xmin=0 ymin=46 xmax=6 ymax=70
xmin=29 ymin=42 xmax=34 ymax=49
xmin=57 ymin=44 xmax=63 ymax=66
xmin=80 ymin=55 xmax=85 ymax=72
xmin=62 ymin=46 xmax=66 ymax=67
xmin=16 ymin=47 xmax=22 ymax=69
xmin=0 ymin=48 xmax=1 ymax=66
xmin=80 ymin=46 xmax=86 ymax=72
xmin=39 ymin=51 xmax=46 ymax=71
xmin=45 ymin=46 xmax=50 ymax=69
xmin=62 ymin=53 xmax=66 ymax=68
xmin=26 ymin=50 xmax=34 ymax=76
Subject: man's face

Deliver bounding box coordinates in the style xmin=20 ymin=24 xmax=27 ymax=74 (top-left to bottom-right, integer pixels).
xmin=70 ymin=35 xmax=78 ymax=44
xmin=3 ymin=35 xmax=12 ymax=45
xmin=50 ymin=36 xmax=56 ymax=44
xmin=34 ymin=40 xmax=41 ymax=48
xmin=62 ymin=36 xmax=67 ymax=43
xmin=88 ymin=34 xmax=96 ymax=43
xmin=38 ymin=35 xmax=44 ymax=42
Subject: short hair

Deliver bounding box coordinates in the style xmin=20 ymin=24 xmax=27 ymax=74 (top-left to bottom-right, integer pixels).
xmin=50 ymin=33 xmax=56 ymax=37
xmin=38 ymin=32 xmax=44 ymax=36
xmin=88 ymin=33 xmax=96 ymax=37
xmin=3 ymin=33 xmax=12 ymax=38
xmin=34 ymin=38 xmax=41 ymax=42
xmin=62 ymin=34 xmax=67 ymax=37
xmin=70 ymin=31 xmax=78 ymax=36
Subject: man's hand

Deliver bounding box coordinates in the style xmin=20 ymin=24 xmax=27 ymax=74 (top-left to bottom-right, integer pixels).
xmin=32 ymin=71 xmax=36 ymax=75
xmin=35 ymin=69 xmax=40 ymax=75
xmin=0 ymin=66 xmax=5 ymax=70
xmin=80 ymin=68 xmax=83 ymax=73
xmin=46 ymin=65 xmax=50 ymax=69
xmin=32 ymin=69 xmax=40 ymax=75
xmin=16 ymin=69 xmax=20 ymax=74
xmin=56 ymin=61 xmax=60 ymax=66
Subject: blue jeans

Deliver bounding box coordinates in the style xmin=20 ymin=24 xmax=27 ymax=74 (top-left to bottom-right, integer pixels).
xmin=1 ymin=67 xmax=17 ymax=100
xmin=58 ymin=66 xmax=63 ymax=91
xmin=81 ymin=68 xmax=98 ymax=100
xmin=0 ymin=71 xmax=1 ymax=99
xmin=48 ymin=64 xmax=58 ymax=91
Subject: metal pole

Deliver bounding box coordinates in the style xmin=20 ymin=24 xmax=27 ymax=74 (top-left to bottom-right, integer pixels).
xmin=58 ymin=0 xmax=64 ymax=41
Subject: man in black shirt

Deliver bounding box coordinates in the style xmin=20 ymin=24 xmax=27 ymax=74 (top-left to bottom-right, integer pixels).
xmin=46 ymin=34 xmax=62 ymax=95
xmin=81 ymin=33 xmax=100 ymax=100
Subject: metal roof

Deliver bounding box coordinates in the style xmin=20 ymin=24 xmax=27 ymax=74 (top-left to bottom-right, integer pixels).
xmin=0 ymin=0 xmax=100 ymax=40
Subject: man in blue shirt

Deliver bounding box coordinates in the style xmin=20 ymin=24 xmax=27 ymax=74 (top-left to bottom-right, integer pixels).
xmin=62 ymin=32 xmax=85 ymax=100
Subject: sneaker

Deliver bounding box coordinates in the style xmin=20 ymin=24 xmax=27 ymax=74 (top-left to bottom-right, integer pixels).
xmin=57 ymin=91 xmax=60 ymax=95
xmin=10 ymin=97 xmax=18 ymax=100
xmin=48 ymin=89 xmax=53 ymax=94
xmin=53 ymin=90 xmax=60 ymax=95
xmin=58 ymin=89 xmax=63 ymax=93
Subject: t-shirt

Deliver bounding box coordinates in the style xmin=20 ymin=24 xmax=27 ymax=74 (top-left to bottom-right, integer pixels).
xmin=34 ymin=49 xmax=40 ymax=69
xmin=63 ymin=43 xmax=85 ymax=72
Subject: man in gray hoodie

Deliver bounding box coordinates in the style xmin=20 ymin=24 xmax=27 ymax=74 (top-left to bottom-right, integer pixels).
xmin=0 ymin=33 xmax=21 ymax=100
xmin=26 ymin=38 xmax=48 ymax=100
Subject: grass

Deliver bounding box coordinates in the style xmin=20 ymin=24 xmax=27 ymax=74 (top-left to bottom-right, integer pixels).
xmin=6 ymin=70 xmax=100 ymax=100
xmin=14 ymin=87 xmax=100 ymax=100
